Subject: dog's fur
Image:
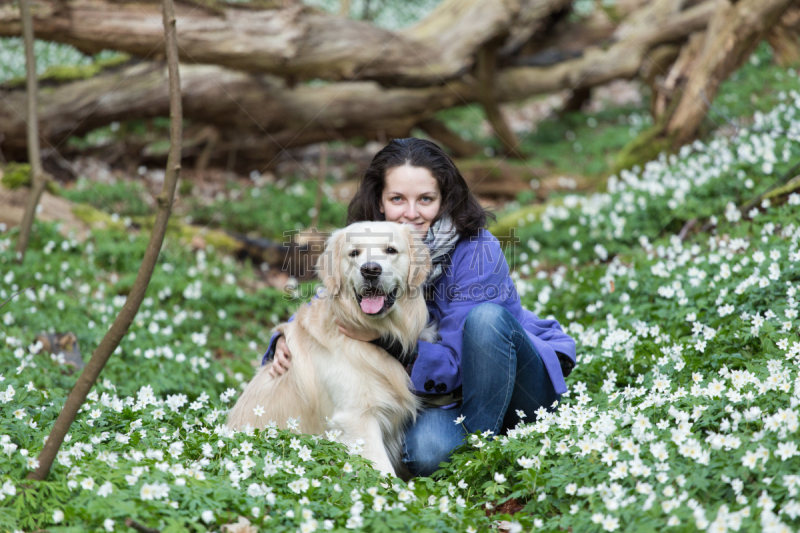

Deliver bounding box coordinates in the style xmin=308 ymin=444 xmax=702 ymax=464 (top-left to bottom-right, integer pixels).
xmin=227 ymin=222 xmax=434 ymax=476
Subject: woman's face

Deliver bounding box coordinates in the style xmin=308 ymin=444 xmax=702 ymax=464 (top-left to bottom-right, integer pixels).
xmin=379 ymin=165 xmax=442 ymax=233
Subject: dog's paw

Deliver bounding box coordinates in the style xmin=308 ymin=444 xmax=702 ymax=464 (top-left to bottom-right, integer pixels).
xmin=419 ymin=322 xmax=440 ymax=343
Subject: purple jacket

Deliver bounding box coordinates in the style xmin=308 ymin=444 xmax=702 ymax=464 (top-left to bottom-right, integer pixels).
xmin=262 ymin=228 xmax=575 ymax=395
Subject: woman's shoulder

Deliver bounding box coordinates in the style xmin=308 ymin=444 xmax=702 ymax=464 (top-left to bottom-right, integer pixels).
xmin=452 ymin=228 xmax=503 ymax=259
xmin=448 ymin=229 xmax=509 ymax=282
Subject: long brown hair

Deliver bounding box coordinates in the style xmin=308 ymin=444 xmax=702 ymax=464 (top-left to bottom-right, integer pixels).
xmin=346 ymin=138 xmax=495 ymax=237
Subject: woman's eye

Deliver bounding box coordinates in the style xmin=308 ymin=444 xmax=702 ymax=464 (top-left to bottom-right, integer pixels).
xmin=391 ymin=196 xmax=402 ymax=202
xmin=349 ymin=250 xmax=360 ymax=258
xmin=386 ymin=247 xmax=398 ymax=255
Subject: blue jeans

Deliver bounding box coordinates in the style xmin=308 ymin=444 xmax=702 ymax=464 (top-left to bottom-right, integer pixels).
xmin=401 ymin=303 xmax=560 ymax=477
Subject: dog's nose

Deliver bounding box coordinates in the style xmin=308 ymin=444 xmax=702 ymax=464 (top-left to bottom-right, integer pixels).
xmin=360 ymin=262 xmax=382 ymax=280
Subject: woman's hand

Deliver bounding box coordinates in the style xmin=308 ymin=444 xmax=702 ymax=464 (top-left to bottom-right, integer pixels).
xmin=268 ymin=335 xmax=292 ymax=378
xmin=337 ymin=320 xmax=380 ymax=342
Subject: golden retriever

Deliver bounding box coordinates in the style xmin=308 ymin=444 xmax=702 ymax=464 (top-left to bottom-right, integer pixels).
xmin=226 ymin=221 xmax=434 ymax=476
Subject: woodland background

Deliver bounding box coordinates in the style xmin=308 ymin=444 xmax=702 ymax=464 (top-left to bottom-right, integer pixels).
xmin=1 ymin=0 xmax=800 ymax=531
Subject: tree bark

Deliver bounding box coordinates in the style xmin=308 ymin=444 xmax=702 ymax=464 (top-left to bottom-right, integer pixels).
xmin=13 ymin=0 xmax=51 ymax=262
xmin=477 ymin=41 xmax=523 ymax=158
xmin=666 ymin=0 xmax=798 ymax=147
xmin=652 ymin=34 xmax=704 ymax=120
xmin=0 ymin=0 xmax=571 ymax=86
xmin=27 ymin=0 xmax=183 ymax=481
xmin=766 ymin=6 xmax=800 ymax=66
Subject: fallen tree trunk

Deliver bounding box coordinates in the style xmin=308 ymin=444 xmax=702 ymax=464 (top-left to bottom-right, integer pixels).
xmin=666 ymin=0 xmax=798 ymax=147
xmin=0 ymin=0 xmax=572 ymax=86
xmin=0 ymin=0 xmax=722 ymax=166
xmin=766 ymin=5 xmax=800 ymax=66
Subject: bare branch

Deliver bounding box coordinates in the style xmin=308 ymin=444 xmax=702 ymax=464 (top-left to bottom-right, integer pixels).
xmin=13 ymin=0 xmax=51 ymax=261
xmin=26 ymin=0 xmax=184 ymax=481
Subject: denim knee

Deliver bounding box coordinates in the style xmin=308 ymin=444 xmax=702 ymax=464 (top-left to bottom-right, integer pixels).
xmin=403 ymin=440 xmax=453 ymax=478
xmin=402 ymin=411 xmax=463 ymax=477
xmin=464 ymin=303 xmax=512 ymax=339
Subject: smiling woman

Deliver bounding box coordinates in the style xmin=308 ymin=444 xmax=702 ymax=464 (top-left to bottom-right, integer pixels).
xmin=379 ymin=165 xmax=442 ymax=233
xmin=265 ymin=138 xmax=577 ymax=477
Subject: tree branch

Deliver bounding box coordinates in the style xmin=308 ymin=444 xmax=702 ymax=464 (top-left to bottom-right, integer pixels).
xmin=26 ymin=0 xmax=183 ymax=481
xmin=0 ymin=0 xmax=571 ymax=86
xmin=13 ymin=0 xmax=51 ymax=262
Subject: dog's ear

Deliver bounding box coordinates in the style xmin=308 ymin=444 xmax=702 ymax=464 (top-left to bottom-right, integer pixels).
xmin=405 ymin=228 xmax=431 ymax=289
xmin=317 ymin=229 xmax=346 ymax=295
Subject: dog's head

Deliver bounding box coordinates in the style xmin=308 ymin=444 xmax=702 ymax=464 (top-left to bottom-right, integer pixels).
xmin=318 ymin=221 xmax=431 ymax=320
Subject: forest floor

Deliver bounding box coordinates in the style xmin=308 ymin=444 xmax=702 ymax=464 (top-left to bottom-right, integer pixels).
xmin=1 ymin=43 xmax=799 ymax=532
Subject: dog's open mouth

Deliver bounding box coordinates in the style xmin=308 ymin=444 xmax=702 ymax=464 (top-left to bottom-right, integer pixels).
xmin=355 ymin=287 xmax=398 ymax=315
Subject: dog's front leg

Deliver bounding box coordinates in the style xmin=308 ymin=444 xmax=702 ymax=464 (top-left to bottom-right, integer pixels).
xmin=328 ymin=412 xmax=396 ymax=477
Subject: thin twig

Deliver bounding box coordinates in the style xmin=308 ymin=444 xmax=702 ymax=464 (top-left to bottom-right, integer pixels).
xmin=0 ymin=286 xmax=35 ymax=310
xmin=14 ymin=0 xmax=52 ymax=262
xmin=740 ymin=158 xmax=800 ymax=214
xmin=678 ymin=218 xmax=698 ymax=242
xmin=125 ymin=518 xmax=161 ymax=533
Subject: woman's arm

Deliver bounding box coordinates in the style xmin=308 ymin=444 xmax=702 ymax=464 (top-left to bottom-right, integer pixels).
xmin=408 ymin=232 xmax=511 ymax=394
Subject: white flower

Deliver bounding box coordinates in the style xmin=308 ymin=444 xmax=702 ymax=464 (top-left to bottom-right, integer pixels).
xmin=104 ymin=518 xmax=115 ymax=531
xmin=2 ymin=481 xmax=16 ymax=496
xmin=517 ymin=457 xmax=535 ymax=469
xmin=454 ymin=415 xmax=466 ymax=424
xmin=776 ymin=442 xmax=798 ymax=461
xmin=201 ymin=510 xmax=214 ymax=523
xmin=602 ymin=515 xmax=620 ymax=531
xmin=742 ymin=450 xmax=759 ymax=469
xmin=53 ymin=510 xmax=65 ymax=523
xmin=289 ymin=477 xmax=310 ymax=494
xmin=98 ymin=481 xmax=113 ymax=497
xmin=80 ymin=477 xmax=95 ymax=490
xmin=494 ymin=472 xmax=507 ymax=484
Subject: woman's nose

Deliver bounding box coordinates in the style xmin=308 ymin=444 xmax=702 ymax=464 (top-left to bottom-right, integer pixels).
xmin=405 ymin=204 xmax=417 ymax=219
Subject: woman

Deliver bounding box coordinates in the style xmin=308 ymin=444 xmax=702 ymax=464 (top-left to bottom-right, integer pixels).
xmin=264 ymin=138 xmax=576 ymax=477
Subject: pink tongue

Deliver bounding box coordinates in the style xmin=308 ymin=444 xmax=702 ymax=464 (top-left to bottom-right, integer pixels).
xmin=360 ymin=295 xmax=385 ymax=314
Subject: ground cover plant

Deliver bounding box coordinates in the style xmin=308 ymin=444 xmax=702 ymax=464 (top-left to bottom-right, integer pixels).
xmin=182 ymin=178 xmax=346 ymax=240
xmin=2 ymin=46 xmax=800 ymax=533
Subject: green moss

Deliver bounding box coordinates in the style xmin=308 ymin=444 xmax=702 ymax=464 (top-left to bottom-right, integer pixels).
xmin=179 ymin=225 xmax=241 ymax=254
xmin=1 ymin=162 xmax=59 ymax=193
xmin=133 ymin=213 xmax=241 ymax=254
xmin=3 ymin=53 xmax=130 ymax=88
xmin=611 ymin=124 xmax=675 ymax=176
xmin=71 ymin=204 xmax=126 ymax=231
xmin=179 ymin=179 xmax=194 ymax=197
xmin=1 ymin=163 xmax=32 ymax=189
xmin=764 ymin=176 xmax=800 ymax=201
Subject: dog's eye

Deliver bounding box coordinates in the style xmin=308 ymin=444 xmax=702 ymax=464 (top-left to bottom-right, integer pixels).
xmin=386 ymin=247 xmax=398 ymax=255
xmin=348 ymin=250 xmax=360 ymax=258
